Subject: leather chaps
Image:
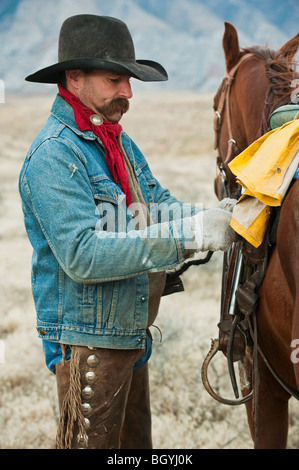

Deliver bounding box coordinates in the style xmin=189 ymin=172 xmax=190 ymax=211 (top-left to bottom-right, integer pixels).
xmin=55 ymin=345 xmax=152 ymax=449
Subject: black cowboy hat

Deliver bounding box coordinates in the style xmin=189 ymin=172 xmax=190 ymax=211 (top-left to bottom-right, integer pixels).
xmin=25 ymin=14 xmax=168 ymax=83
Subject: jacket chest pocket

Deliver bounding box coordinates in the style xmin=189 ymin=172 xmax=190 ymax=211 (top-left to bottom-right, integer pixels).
xmin=90 ymin=177 xmax=123 ymax=203
xmin=134 ymin=163 xmax=157 ymax=204
xmin=90 ymin=177 xmax=127 ymax=233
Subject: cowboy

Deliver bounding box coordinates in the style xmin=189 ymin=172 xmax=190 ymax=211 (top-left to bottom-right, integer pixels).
xmin=19 ymin=14 xmax=237 ymax=449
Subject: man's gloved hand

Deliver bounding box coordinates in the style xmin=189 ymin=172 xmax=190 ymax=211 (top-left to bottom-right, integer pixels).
xmin=216 ymin=197 xmax=238 ymax=213
xmin=191 ymin=203 xmax=238 ymax=252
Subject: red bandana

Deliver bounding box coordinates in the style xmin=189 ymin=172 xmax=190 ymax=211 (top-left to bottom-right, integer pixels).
xmin=58 ymin=84 xmax=132 ymax=206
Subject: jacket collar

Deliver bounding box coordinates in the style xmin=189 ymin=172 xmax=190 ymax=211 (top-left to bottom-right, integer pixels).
xmin=51 ymin=94 xmax=97 ymax=141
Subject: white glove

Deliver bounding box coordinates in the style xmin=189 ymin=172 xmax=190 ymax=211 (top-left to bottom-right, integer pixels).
xmin=216 ymin=197 xmax=238 ymax=213
xmin=191 ymin=207 xmax=238 ymax=252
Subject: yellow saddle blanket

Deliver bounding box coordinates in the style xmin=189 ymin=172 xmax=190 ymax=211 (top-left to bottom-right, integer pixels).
xmin=228 ymin=120 xmax=299 ymax=248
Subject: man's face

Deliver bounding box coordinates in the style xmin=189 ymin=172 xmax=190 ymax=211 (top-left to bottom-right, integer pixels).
xmin=67 ymin=69 xmax=133 ymax=122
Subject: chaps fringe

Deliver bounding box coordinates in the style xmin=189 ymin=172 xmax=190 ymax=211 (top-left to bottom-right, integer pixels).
xmin=56 ymin=346 xmax=88 ymax=449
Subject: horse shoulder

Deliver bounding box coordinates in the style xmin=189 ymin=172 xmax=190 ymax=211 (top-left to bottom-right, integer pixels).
xmin=276 ymin=179 xmax=299 ymax=297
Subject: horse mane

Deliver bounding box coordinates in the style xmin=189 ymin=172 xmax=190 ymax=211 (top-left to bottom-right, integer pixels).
xmin=242 ymin=45 xmax=298 ymax=132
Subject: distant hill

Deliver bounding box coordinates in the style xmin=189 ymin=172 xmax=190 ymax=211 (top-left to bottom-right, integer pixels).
xmin=0 ymin=0 xmax=298 ymax=93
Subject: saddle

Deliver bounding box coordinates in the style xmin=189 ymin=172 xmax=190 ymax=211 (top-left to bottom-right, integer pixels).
xmin=269 ymin=104 xmax=299 ymax=129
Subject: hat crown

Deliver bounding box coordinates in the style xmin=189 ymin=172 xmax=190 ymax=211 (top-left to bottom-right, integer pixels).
xmin=58 ymin=15 xmax=136 ymax=62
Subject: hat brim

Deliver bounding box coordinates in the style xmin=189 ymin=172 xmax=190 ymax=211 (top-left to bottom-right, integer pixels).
xmin=25 ymin=57 xmax=168 ymax=83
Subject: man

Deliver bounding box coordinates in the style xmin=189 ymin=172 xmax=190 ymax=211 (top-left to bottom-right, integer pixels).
xmin=19 ymin=14 xmax=237 ymax=449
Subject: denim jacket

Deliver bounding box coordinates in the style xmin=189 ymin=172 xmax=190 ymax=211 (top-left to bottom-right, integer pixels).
xmin=19 ymin=95 xmax=198 ymax=352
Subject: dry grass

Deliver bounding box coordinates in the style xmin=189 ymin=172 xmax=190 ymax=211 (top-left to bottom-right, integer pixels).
xmin=0 ymin=91 xmax=298 ymax=449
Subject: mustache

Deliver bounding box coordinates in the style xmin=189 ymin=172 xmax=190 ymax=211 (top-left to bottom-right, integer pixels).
xmin=97 ymin=98 xmax=130 ymax=118
xmin=111 ymin=98 xmax=130 ymax=114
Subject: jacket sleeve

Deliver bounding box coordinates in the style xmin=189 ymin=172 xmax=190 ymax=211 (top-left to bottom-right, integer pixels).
xmin=129 ymin=137 xmax=202 ymax=221
xmin=20 ymin=138 xmax=197 ymax=283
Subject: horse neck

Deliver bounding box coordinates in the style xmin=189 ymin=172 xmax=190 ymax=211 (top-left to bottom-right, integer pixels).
xmin=230 ymin=57 xmax=270 ymax=151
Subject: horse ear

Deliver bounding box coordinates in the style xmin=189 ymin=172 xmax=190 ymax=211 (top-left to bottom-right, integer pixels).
xmin=277 ymin=31 xmax=299 ymax=62
xmin=222 ymin=22 xmax=241 ymax=72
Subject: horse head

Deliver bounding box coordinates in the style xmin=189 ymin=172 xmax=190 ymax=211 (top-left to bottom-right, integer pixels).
xmin=213 ymin=22 xmax=299 ymax=199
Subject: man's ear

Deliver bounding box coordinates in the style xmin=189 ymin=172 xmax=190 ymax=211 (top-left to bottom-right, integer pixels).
xmin=65 ymin=69 xmax=82 ymax=90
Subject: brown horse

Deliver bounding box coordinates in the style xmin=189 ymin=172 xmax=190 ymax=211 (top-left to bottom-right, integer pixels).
xmin=209 ymin=22 xmax=299 ymax=449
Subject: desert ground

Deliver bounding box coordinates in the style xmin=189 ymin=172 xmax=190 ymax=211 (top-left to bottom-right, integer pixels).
xmin=0 ymin=90 xmax=299 ymax=449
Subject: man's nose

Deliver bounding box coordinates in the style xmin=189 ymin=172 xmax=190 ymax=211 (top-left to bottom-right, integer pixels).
xmin=119 ymin=79 xmax=133 ymax=99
